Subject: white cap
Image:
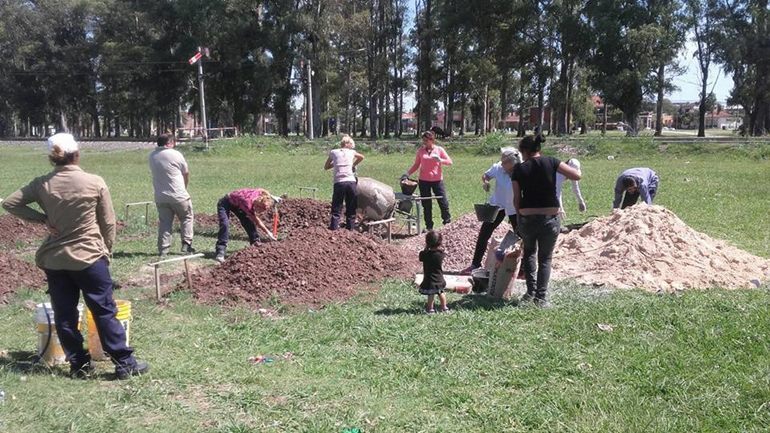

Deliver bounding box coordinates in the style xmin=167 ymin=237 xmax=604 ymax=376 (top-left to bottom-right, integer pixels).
xmin=47 ymin=133 xmax=79 ymax=154
xmin=567 ymin=158 xmax=581 ymax=170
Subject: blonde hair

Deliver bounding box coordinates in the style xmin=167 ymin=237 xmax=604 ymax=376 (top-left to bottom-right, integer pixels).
xmin=340 ymin=135 xmax=355 ymax=149
xmin=253 ymin=193 xmax=275 ymax=212
xmin=48 ymin=145 xmax=79 ymax=166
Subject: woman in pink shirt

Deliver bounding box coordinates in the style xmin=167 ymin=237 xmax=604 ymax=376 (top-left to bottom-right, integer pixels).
xmin=402 ymin=130 xmax=453 ymax=230
xmin=215 ymin=188 xmax=277 ymax=263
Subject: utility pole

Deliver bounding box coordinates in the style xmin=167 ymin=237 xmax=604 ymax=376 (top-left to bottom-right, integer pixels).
xmin=197 ymin=47 xmax=209 ymax=146
xmin=306 ymin=59 xmax=314 ymax=140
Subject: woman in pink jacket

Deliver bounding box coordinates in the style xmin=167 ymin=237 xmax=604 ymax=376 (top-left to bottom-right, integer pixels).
xmin=402 ymin=130 xmax=453 ymax=230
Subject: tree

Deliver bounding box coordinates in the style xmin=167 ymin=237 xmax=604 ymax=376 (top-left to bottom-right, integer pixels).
xmin=686 ymin=0 xmax=719 ymax=137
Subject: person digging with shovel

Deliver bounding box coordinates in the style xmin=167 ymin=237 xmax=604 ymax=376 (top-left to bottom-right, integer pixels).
xmin=214 ymin=188 xmax=278 ymax=263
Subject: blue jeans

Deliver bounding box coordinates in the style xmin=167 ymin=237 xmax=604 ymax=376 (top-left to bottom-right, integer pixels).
xmin=216 ymin=196 xmax=259 ymax=254
xmin=330 ymin=181 xmax=358 ymax=230
xmin=44 ymin=258 xmax=137 ymax=369
xmin=517 ymin=214 xmax=560 ymax=299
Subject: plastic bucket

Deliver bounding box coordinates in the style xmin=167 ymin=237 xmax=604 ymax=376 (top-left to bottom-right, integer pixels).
xmin=85 ymin=300 xmax=132 ymax=361
xmin=471 ymin=268 xmax=490 ymax=293
xmin=400 ymin=179 xmax=418 ymax=195
xmin=35 ymin=303 xmax=84 ymax=366
xmin=474 ymin=203 xmax=501 ymax=222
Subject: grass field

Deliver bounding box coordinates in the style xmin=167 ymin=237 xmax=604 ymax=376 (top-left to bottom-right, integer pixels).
xmin=0 ymin=136 xmax=769 ymax=432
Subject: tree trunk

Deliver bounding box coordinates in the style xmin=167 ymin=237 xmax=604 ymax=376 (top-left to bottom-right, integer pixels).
xmin=698 ymin=70 xmax=708 ymax=137
xmin=654 ymin=64 xmax=665 ymax=137
xmin=601 ymin=102 xmax=607 ymax=135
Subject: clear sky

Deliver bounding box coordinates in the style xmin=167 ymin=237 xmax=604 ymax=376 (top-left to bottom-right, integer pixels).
xmin=668 ymin=40 xmax=733 ymax=103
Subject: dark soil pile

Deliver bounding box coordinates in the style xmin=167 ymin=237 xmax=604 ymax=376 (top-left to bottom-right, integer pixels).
xmin=0 ymin=214 xmax=48 ymax=246
xmin=195 ymin=198 xmax=331 ymax=233
xmin=0 ymin=253 xmax=45 ymax=303
xmin=190 ymin=226 xmax=415 ymax=308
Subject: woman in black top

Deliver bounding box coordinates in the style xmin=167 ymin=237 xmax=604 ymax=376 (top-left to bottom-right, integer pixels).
xmin=512 ymin=135 xmax=581 ymax=307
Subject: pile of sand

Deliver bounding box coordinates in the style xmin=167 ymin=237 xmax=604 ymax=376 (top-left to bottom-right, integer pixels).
xmin=552 ymin=205 xmax=770 ymax=292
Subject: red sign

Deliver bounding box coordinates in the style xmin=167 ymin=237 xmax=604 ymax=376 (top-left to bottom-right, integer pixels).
xmin=188 ymin=52 xmax=202 ymax=65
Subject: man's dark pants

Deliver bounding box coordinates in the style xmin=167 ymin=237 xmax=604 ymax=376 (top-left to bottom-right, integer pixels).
xmin=44 ymin=257 xmax=137 ymax=369
xmin=471 ymin=210 xmax=517 ymax=268
xmin=418 ymin=180 xmax=451 ymax=230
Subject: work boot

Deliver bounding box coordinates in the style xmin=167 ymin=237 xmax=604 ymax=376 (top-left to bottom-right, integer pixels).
xmin=115 ymin=361 xmax=150 ymax=380
xmin=215 ymin=247 xmax=226 ymax=263
xmin=181 ymin=242 xmax=196 ymax=254
xmin=533 ymin=296 xmax=552 ymax=309
xmin=69 ymin=359 xmax=95 ymax=379
xmin=519 ymin=292 xmax=535 ymax=305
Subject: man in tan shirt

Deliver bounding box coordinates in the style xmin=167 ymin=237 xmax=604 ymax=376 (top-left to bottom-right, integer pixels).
xmin=3 ymin=133 xmax=148 ymax=379
xmin=149 ymin=133 xmax=194 ymax=256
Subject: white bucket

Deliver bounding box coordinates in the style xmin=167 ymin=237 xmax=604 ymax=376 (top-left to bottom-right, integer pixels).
xmin=35 ymin=303 xmax=84 ymax=366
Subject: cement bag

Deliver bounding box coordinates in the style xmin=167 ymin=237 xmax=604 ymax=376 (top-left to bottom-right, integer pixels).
xmin=356 ymin=177 xmax=396 ymax=222
xmin=487 ymin=242 xmax=523 ymax=300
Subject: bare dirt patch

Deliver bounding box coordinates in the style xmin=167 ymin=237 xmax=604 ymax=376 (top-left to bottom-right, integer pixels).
xmin=0 ymin=253 xmax=45 ymax=303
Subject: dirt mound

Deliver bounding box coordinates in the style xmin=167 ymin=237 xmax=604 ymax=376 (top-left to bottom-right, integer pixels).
xmin=190 ymin=226 xmax=415 ymax=308
xmin=552 ymin=205 xmax=770 ymax=292
xmin=400 ymin=214 xmax=512 ymax=272
xmin=0 ymin=214 xmax=48 ymax=246
xmin=0 ymin=253 xmax=46 ymax=303
xmin=194 ymin=198 xmax=331 ymax=233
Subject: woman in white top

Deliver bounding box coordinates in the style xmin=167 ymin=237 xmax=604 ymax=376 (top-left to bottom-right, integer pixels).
xmin=324 ymin=135 xmax=365 ymax=230
xmin=555 ymin=158 xmax=587 ymax=220
xmin=463 ymin=147 xmax=522 ymax=273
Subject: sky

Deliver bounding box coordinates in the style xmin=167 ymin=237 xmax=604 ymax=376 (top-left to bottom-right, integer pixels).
xmin=668 ymin=40 xmax=733 ymax=103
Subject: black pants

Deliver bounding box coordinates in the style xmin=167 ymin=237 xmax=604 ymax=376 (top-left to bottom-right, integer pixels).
xmin=418 ymin=180 xmax=451 ymax=230
xmin=518 ymin=214 xmax=560 ymax=300
xmin=471 ymin=210 xmax=517 ymax=268
xmin=330 ymin=181 xmax=358 ymax=230
xmin=621 ymin=187 xmax=657 ymax=209
xmin=44 ymin=258 xmax=137 ymax=369
xmin=216 ymin=196 xmax=259 ymax=254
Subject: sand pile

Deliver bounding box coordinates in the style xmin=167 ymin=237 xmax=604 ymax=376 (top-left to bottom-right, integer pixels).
xmin=0 ymin=214 xmax=48 ymax=246
xmin=194 ymin=198 xmax=331 ymax=234
xmin=190 ymin=226 xmax=416 ymax=308
xmin=400 ymin=213 xmax=512 ymax=272
xmin=0 ymin=253 xmax=45 ymax=302
xmin=552 ymin=205 xmax=770 ymax=292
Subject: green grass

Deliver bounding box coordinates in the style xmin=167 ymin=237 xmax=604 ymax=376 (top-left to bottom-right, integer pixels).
xmin=0 ymin=138 xmax=769 ymax=432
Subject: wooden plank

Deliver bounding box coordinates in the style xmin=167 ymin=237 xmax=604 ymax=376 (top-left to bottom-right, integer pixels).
xmin=148 ymin=253 xmax=204 ymax=267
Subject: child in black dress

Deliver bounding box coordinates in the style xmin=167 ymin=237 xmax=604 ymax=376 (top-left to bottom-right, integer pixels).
xmin=419 ymin=230 xmax=448 ymax=313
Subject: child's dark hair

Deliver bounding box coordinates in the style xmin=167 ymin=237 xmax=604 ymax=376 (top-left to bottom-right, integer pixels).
xmin=519 ymin=134 xmax=545 ymax=153
xmin=425 ymin=230 xmax=442 ymax=249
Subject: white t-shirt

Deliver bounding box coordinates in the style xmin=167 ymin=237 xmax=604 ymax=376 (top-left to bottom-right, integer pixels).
xmin=555 ymin=158 xmax=585 ymax=211
xmin=149 ymin=147 xmax=190 ymax=203
xmin=484 ymin=162 xmax=515 ymax=216
xmin=329 ymin=148 xmax=357 ymax=183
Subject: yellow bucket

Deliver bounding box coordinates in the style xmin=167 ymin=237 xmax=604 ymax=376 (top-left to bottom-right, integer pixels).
xmin=85 ymin=300 xmax=132 ymax=361
xmin=35 ymin=303 xmax=84 ymax=366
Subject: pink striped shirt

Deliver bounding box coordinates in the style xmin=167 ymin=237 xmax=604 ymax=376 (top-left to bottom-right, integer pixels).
xmin=228 ymin=188 xmax=266 ymax=215
xmin=407 ymin=146 xmax=452 ymax=182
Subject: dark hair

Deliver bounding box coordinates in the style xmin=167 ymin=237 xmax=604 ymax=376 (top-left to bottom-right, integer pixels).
xmin=157 ymin=133 xmax=175 ymax=147
xmin=421 ymin=130 xmax=435 ymax=140
xmin=425 ymin=230 xmax=442 ymax=249
xmin=48 ymin=146 xmax=78 ymax=166
xmin=518 ymin=134 xmax=545 ymax=153
xmin=622 ymin=176 xmax=637 ymax=189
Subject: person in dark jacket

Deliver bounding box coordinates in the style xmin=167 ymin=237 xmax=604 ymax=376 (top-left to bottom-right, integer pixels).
xmin=419 ymin=230 xmax=448 ymax=314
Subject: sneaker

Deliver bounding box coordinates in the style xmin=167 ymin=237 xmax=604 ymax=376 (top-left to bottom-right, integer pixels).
xmin=215 ymin=253 xmax=225 ymax=264
xmin=158 ymin=251 xmax=169 ymax=259
xmin=115 ymin=361 xmax=150 ymax=380
xmin=519 ymin=292 xmax=535 ymax=304
xmin=442 ymin=219 xmax=451 ymax=225
xmin=181 ymin=243 xmax=196 ymax=254
xmin=534 ymin=298 xmax=552 ymax=309
xmin=440 ymin=307 xmax=451 ymax=313
xmin=425 ymin=308 xmax=436 ymax=314
xmin=460 ymin=265 xmax=479 ymax=275
xmin=69 ymin=361 xmax=95 ymax=379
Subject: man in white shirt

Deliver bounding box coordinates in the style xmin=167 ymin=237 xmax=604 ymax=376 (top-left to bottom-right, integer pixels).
xmin=556 ymin=158 xmax=587 ymax=220
xmin=149 ymin=133 xmax=194 ymax=256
